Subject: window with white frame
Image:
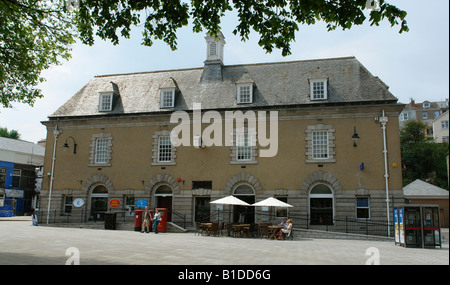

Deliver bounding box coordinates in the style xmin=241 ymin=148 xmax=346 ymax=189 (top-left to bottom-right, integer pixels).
xmin=305 ymin=124 xmax=336 ymax=163
xmin=158 ymin=136 xmax=172 ymax=162
xmin=89 ymin=133 xmax=113 ymax=166
xmin=95 ymin=138 xmax=109 ymax=164
xmin=230 ymin=128 xmax=257 ymax=164
xmin=312 ymin=131 xmax=329 ymax=159
xmin=423 ymin=102 xmax=430 ymax=108
xmin=160 ymin=89 xmax=175 ymax=108
xmin=310 ymin=79 xmax=327 ymax=100
xmin=356 ymin=197 xmax=370 ymax=219
xmin=402 ymin=112 xmax=409 ymax=121
xmin=236 ymin=133 xmax=252 ymax=161
xmin=237 ymin=85 xmax=253 ymax=104
xmin=441 ymin=120 xmax=449 ymax=129
xmin=151 ymin=130 xmax=177 ymax=165
xmin=422 ymin=112 xmax=428 ymax=119
xmin=99 ymin=93 xmax=113 ymax=111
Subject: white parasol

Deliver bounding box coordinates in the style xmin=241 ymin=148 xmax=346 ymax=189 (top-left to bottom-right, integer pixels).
xmin=252 ymin=197 xmax=293 ymax=222
xmin=252 ymin=197 xmax=293 ymax=208
xmin=210 ymin=195 xmax=250 ymax=206
xmin=210 ymin=195 xmax=250 ymax=223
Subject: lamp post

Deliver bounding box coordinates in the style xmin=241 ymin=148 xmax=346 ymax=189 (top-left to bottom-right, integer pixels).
xmin=352 ymin=127 xmax=360 ymax=147
xmin=47 ymin=126 xmax=61 ymax=224
xmin=379 ymin=110 xmax=390 ymax=237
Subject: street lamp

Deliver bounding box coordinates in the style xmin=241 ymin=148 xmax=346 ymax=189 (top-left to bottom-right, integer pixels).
xmin=63 ymin=136 xmax=77 ymax=154
xmin=352 ymin=127 xmax=360 ymax=147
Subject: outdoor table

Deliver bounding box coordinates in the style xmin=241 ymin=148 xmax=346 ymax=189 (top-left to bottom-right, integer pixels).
xmin=268 ymin=225 xmax=283 ymax=240
xmin=200 ymin=223 xmax=212 ymax=236
xmin=232 ymin=224 xmax=250 ymax=237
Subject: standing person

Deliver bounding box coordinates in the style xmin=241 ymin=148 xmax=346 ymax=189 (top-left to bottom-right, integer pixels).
xmin=141 ymin=206 xmax=151 ymax=233
xmin=152 ymin=208 xmax=161 ymax=234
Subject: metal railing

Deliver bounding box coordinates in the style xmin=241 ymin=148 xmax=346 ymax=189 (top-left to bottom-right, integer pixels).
xmin=201 ymin=211 xmax=393 ymax=237
xmin=37 ymin=208 xmax=393 ymax=237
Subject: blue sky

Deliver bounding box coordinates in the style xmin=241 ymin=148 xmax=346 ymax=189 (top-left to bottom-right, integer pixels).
xmin=1 ymin=0 xmax=449 ymax=143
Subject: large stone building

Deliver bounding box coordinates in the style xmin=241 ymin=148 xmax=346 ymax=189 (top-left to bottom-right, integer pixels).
xmin=40 ymin=34 xmax=404 ymax=231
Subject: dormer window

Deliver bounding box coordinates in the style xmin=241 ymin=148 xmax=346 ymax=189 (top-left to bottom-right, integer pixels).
xmin=423 ymin=102 xmax=430 ymax=108
xmin=237 ymin=84 xmax=253 ymax=104
xmin=310 ymin=79 xmax=328 ymax=100
xmin=98 ymin=82 xmax=119 ymax=112
xmin=99 ymin=92 xmax=114 ymax=112
xmin=160 ymin=88 xmax=175 ymax=108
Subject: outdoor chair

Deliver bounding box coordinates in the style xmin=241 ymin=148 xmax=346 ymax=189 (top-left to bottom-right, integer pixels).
xmin=249 ymin=223 xmax=258 ymax=238
xmin=195 ymin=222 xmax=202 ymax=236
xmin=207 ymin=222 xmax=220 ymax=236
xmin=282 ymin=230 xmax=294 ymax=240
xmin=225 ymin=223 xmax=234 ymax=237
xmin=259 ymin=225 xmax=269 ymax=239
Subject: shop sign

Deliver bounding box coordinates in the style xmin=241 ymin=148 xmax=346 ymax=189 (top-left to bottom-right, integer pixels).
xmin=109 ymin=199 xmax=120 ymax=208
xmin=73 ymin=198 xmax=84 ymax=207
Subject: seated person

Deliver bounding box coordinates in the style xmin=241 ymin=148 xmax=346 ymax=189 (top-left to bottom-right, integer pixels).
xmin=277 ymin=219 xmax=292 ymax=240
xmin=280 ymin=218 xmax=288 ymax=227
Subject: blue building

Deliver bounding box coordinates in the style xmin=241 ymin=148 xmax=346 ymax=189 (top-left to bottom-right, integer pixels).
xmin=0 ymin=137 xmax=45 ymax=216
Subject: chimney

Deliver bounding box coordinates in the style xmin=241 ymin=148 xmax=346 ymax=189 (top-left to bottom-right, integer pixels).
xmin=410 ymin=98 xmax=415 ymax=107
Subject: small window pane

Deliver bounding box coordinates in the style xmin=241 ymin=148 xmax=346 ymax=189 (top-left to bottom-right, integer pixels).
xmin=158 ymin=136 xmax=172 ymax=162
xmin=100 ymin=94 xmax=112 ymax=111
xmin=161 ymin=90 xmax=174 ymax=108
xmin=312 ymin=81 xmax=326 ymax=99
xmin=237 ymin=134 xmax=252 ymax=161
xmin=95 ymin=139 xmax=108 ymax=163
xmin=312 ymin=131 xmax=328 ymax=159
xmin=238 ymin=86 xmax=251 ymax=103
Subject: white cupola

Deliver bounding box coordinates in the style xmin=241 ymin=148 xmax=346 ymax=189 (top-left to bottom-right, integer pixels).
xmin=204 ymin=32 xmax=225 ymax=64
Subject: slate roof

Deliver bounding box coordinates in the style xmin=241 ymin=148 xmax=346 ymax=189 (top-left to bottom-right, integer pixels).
xmin=403 ymin=179 xmax=449 ymax=199
xmin=49 ymin=56 xmax=398 ymax=118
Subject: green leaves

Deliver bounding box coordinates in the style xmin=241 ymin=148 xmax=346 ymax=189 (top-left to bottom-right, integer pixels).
xmin=75 ymin=0 xmax=409 ymax=57
xmin=0 ymin=0 xmax=409 ymax=107
xmin=0 ymin=0 xmax=75 ymax=108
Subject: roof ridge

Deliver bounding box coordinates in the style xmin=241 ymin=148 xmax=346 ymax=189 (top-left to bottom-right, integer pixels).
xmin=94 ymin=56 xmax=357 ymax=78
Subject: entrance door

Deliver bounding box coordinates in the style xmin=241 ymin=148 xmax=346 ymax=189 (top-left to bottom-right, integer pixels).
xmin=90 ymin=185 xmax=108 ymax=221
xmin=154 ymin=185 xmax=173 ymax=222
xmin=195 ymin=197 xmax=211 ymax=222
xmin=233 ymin=184 xmax=255 ymax=223
xmin=309 ymin=184 xmax=334 ymax=225
xmin=157 ymin=196 xmax=172 ymax=222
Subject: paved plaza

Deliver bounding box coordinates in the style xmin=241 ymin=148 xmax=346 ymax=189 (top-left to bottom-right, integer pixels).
xmin=0 ymin=220 xmax=448 ymax=266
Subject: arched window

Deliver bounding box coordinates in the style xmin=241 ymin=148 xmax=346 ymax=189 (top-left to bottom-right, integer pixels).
xmin=233 ymin=184 xmax=255 ymax=196
xmin=309 ymin=184 xmax=334 ymax=225
xmin=154 ymin=185 xmax=172 ymax=196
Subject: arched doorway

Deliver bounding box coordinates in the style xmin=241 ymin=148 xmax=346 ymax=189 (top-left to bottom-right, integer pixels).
xmin=154 ymin=184 xmax=173 ymax=222
xmin=233 ymin=184 xmax=255 ymax=223
xmin=90 ymin=185 xmax=108 ymax=220
xmin=309 ymin=184 xmax=334 ymax=225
